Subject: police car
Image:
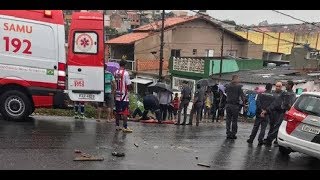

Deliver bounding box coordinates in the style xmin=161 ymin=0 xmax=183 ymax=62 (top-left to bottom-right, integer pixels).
xmin=277 ymin=92 xmax=320 ymax=159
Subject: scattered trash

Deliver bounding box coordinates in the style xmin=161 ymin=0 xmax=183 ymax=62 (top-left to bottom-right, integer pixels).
xmin=155 ymin=152 xmax=158 ymax=154
xmin=81 ymin=153 xmax=92 ymax=158
xmin=197 ymin=163 xmax=211 ymax=168
xmin=269 ymin=150 xmax=272 ymax=152
xmin=195 ymin=156 xmax=198 ymax=160
xmin=112 ymin=152 xmax=125 ymax=157
xmin=96 ymin=120 xmax=101 ymax=122
xmin=143 ymin=141 xmax=148 ymax=145
xmin=153 ymin=146 xmax=159 ymax=149
xmin=134 ymin=143 xmax=139 ymax=147
xmin=74 ymin=149 xmax=81 ymax=153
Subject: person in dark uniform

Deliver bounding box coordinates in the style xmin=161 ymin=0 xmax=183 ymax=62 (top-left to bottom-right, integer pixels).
xmin=265 ymin=81 xmax=283 ymax=141
xmin=247 ymin=83 xmax=275 ymax=145
xmin=188 ymin=84 xmax=205 ymax=126
xmin=131 ymin=91 xmax=161 ymax=121
xmin=176 ymin=81 xmax=192 ymax=125
xmin=263 ymin=80 xmax=296 ymax=146
xmin=225 ymin=75 xmax=246 ymax=139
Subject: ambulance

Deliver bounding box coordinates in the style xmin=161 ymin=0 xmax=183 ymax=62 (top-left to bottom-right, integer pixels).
xmin=0 ymin=10 xmax=105 ymax=121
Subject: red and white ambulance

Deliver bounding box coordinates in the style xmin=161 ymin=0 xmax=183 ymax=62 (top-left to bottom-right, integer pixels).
xmin=0 ymin=10 xmax=105 ymax=121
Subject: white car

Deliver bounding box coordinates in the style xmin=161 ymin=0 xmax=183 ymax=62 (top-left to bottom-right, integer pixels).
xmin=277 ymin=92 xmax=320 ymax=159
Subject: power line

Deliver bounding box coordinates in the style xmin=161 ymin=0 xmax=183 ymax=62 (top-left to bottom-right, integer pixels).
xmin=272 ymin=10 xmax=320 ymax=28
xmin=189 ymin=10 xmax=305 ymax=46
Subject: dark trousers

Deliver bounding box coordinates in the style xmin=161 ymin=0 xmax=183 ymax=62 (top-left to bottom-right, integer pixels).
xmin=74 ymin=102 xmax=84 ymax=115
xmin=266 ymin=112 xmax=284 ymax=142
xmin=177 ymin=99 xmax=190 ymax=124
xmin=132 ymin=107 xmax=161 ymax=121
xmin=267 ymin=115 xmax=276 ymax=137
xmin=226 ymin=104 xmax=240 ymax=137
xmin=189 ymin=102 xmax=203 ymax=125
xmin=159 ymin=104 xmax=168 ymax=121
xmin=249 ymin=114 xmax=269 ymax=142
xmin=211 ymin=103 xmax=219 ymax=122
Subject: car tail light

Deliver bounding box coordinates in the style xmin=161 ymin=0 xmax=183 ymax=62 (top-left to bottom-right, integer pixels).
xmin=285 ymin=107 xmax=307 ymax=134
xmin=57 ymin=62 xmax=66 ymax=90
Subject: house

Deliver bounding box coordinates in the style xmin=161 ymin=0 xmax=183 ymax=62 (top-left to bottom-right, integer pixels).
xmin=289 ymin=46 xmax=320 ymax=70
xmin=106 ymin=15 xmax=263 ymax=95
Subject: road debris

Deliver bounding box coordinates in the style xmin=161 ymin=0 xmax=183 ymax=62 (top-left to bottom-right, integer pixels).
xmin=81 ymin=153 xmax=92 ymax=158
xmin=195 ymin=156 xmax=198 ymax=160
xmin=134 ymin=143 xmax=139 ymax=147
xmin=74 ymin=156 xmax=104 ymax=161
xmin=153 ymin=146 xmax=159 ymax=149
xmin=74 ymin=149 xmax=81 ymax=153
xmin=197 ymin=163 xmax=210 ymax=168
xmin=112 ymin=152 xmax=125 ymax=157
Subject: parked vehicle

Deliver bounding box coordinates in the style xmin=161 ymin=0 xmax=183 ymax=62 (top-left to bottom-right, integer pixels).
xmin=0 ymin=10 xmax=104 ymax=121
xmin=278 ymin=92 xmax=320 ymax=159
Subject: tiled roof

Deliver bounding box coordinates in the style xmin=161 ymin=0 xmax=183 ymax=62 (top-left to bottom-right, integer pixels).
xmin=134 ymin=16 xmax=198 ymax=31
xmin=106 ymin=16 xmax=250 ymax=44
xmin=106 ymin=32 xmax=150 ymax=44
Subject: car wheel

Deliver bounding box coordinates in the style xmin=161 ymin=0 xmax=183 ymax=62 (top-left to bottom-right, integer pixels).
xmin=279 ymin=145 xmax=291 ymax=155
xmin=0 ymin=90 xmax=32 ymax=121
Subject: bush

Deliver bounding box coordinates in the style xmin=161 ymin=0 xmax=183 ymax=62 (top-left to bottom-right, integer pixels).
xmin=129 ymin=94 xmax=144 ymax=113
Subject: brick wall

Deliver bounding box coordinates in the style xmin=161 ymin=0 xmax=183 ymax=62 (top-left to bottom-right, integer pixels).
xmin=136 ymin=59 xmax=169 ymax=71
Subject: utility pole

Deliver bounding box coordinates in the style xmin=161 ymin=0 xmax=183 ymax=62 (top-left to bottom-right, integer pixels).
xmin=159 ymin=10 xmax=165 ymax=82
xmin=219 ymin=27 xmax=224 ymax=78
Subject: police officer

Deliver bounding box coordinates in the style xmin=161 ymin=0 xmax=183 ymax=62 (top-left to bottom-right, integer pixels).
xmin=264 ymin=80 xmax=296 ymax=146
xmin=176 ymin=81 xmax=192 ymax=125
xmin=225 ymin=75 xmax=246 ymax=139
xmin=247 ymin=83 xmax=275 ymax=145
xmin=188 ymin=84 xmax=205 ymax=126
xmin=265 ymin=81 xmax=283 ymax=141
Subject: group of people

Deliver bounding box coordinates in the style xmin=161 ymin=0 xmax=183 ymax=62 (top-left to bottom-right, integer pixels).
xmin=221 ymin=75 xmax=296 ymax=145
xmin=73 ymin=59 xmax=297 ymax=143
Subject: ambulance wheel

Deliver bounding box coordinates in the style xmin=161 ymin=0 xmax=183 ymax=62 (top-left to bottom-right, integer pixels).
xmin=0 ymin=90 xmax=32 ymax=121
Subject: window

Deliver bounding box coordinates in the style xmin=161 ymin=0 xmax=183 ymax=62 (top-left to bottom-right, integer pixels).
xmin=193 ymin=49 xmax=197 ymax=55
xmin=171 ymin=49 xmax=181 ymax=57
xmin=73 ymin=32 xmax=98 ymax=54
xmin=226 ymin=50 xmax=237 ymax=57
xmin=205 ymin=49 xmax=214 ymax=57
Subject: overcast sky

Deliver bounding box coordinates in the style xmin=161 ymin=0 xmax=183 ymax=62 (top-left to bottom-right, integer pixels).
xmin=187 ymin=10 xmax=320 ymax=25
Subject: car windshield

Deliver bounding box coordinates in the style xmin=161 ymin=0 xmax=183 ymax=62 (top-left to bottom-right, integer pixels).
xmin=294 ymin=95 xmax=320 ymax=116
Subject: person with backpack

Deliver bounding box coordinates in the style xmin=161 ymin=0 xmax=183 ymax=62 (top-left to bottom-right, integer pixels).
xmin=176 ymin=81 xmax=192 ymax=125
xmin=247 ymin=83 xmax=275 ymax=146
xmin=114 ymin=60 xmax=133 ymax=133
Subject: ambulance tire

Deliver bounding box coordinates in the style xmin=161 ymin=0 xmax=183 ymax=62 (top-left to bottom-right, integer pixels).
xmin=0 ymin=90 xmax=32 ymax=121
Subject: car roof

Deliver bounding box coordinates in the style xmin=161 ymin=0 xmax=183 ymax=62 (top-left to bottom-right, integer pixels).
xmin=300 ymin=92 xmax=320 ymax=97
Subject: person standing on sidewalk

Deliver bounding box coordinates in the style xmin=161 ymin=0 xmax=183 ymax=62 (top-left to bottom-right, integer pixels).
xmin=74 ymin=101 xmax=85 ymax=119
xmin=188 ymin=84 xmax=205 ymax=126
xmin=225 ymin=75 xmax=246 ymax=139
xmin=264 ymin=80 xmax=296 ymax=146
xmin=247 ymin=83 xmax=275 ymax=145
xmin=97 ymin=68 xmax=116 ymax=122
xmin=176 ymin=81 xmax=192 ymax=125
xmin=158 ymin=89 xmax=172 ymax=122
xmin=114 ymin=60 xmax=133 ymax=133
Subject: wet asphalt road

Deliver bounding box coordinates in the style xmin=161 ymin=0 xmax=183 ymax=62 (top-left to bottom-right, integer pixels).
xmin=0 ymin=116 xmax=319 ymax=170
